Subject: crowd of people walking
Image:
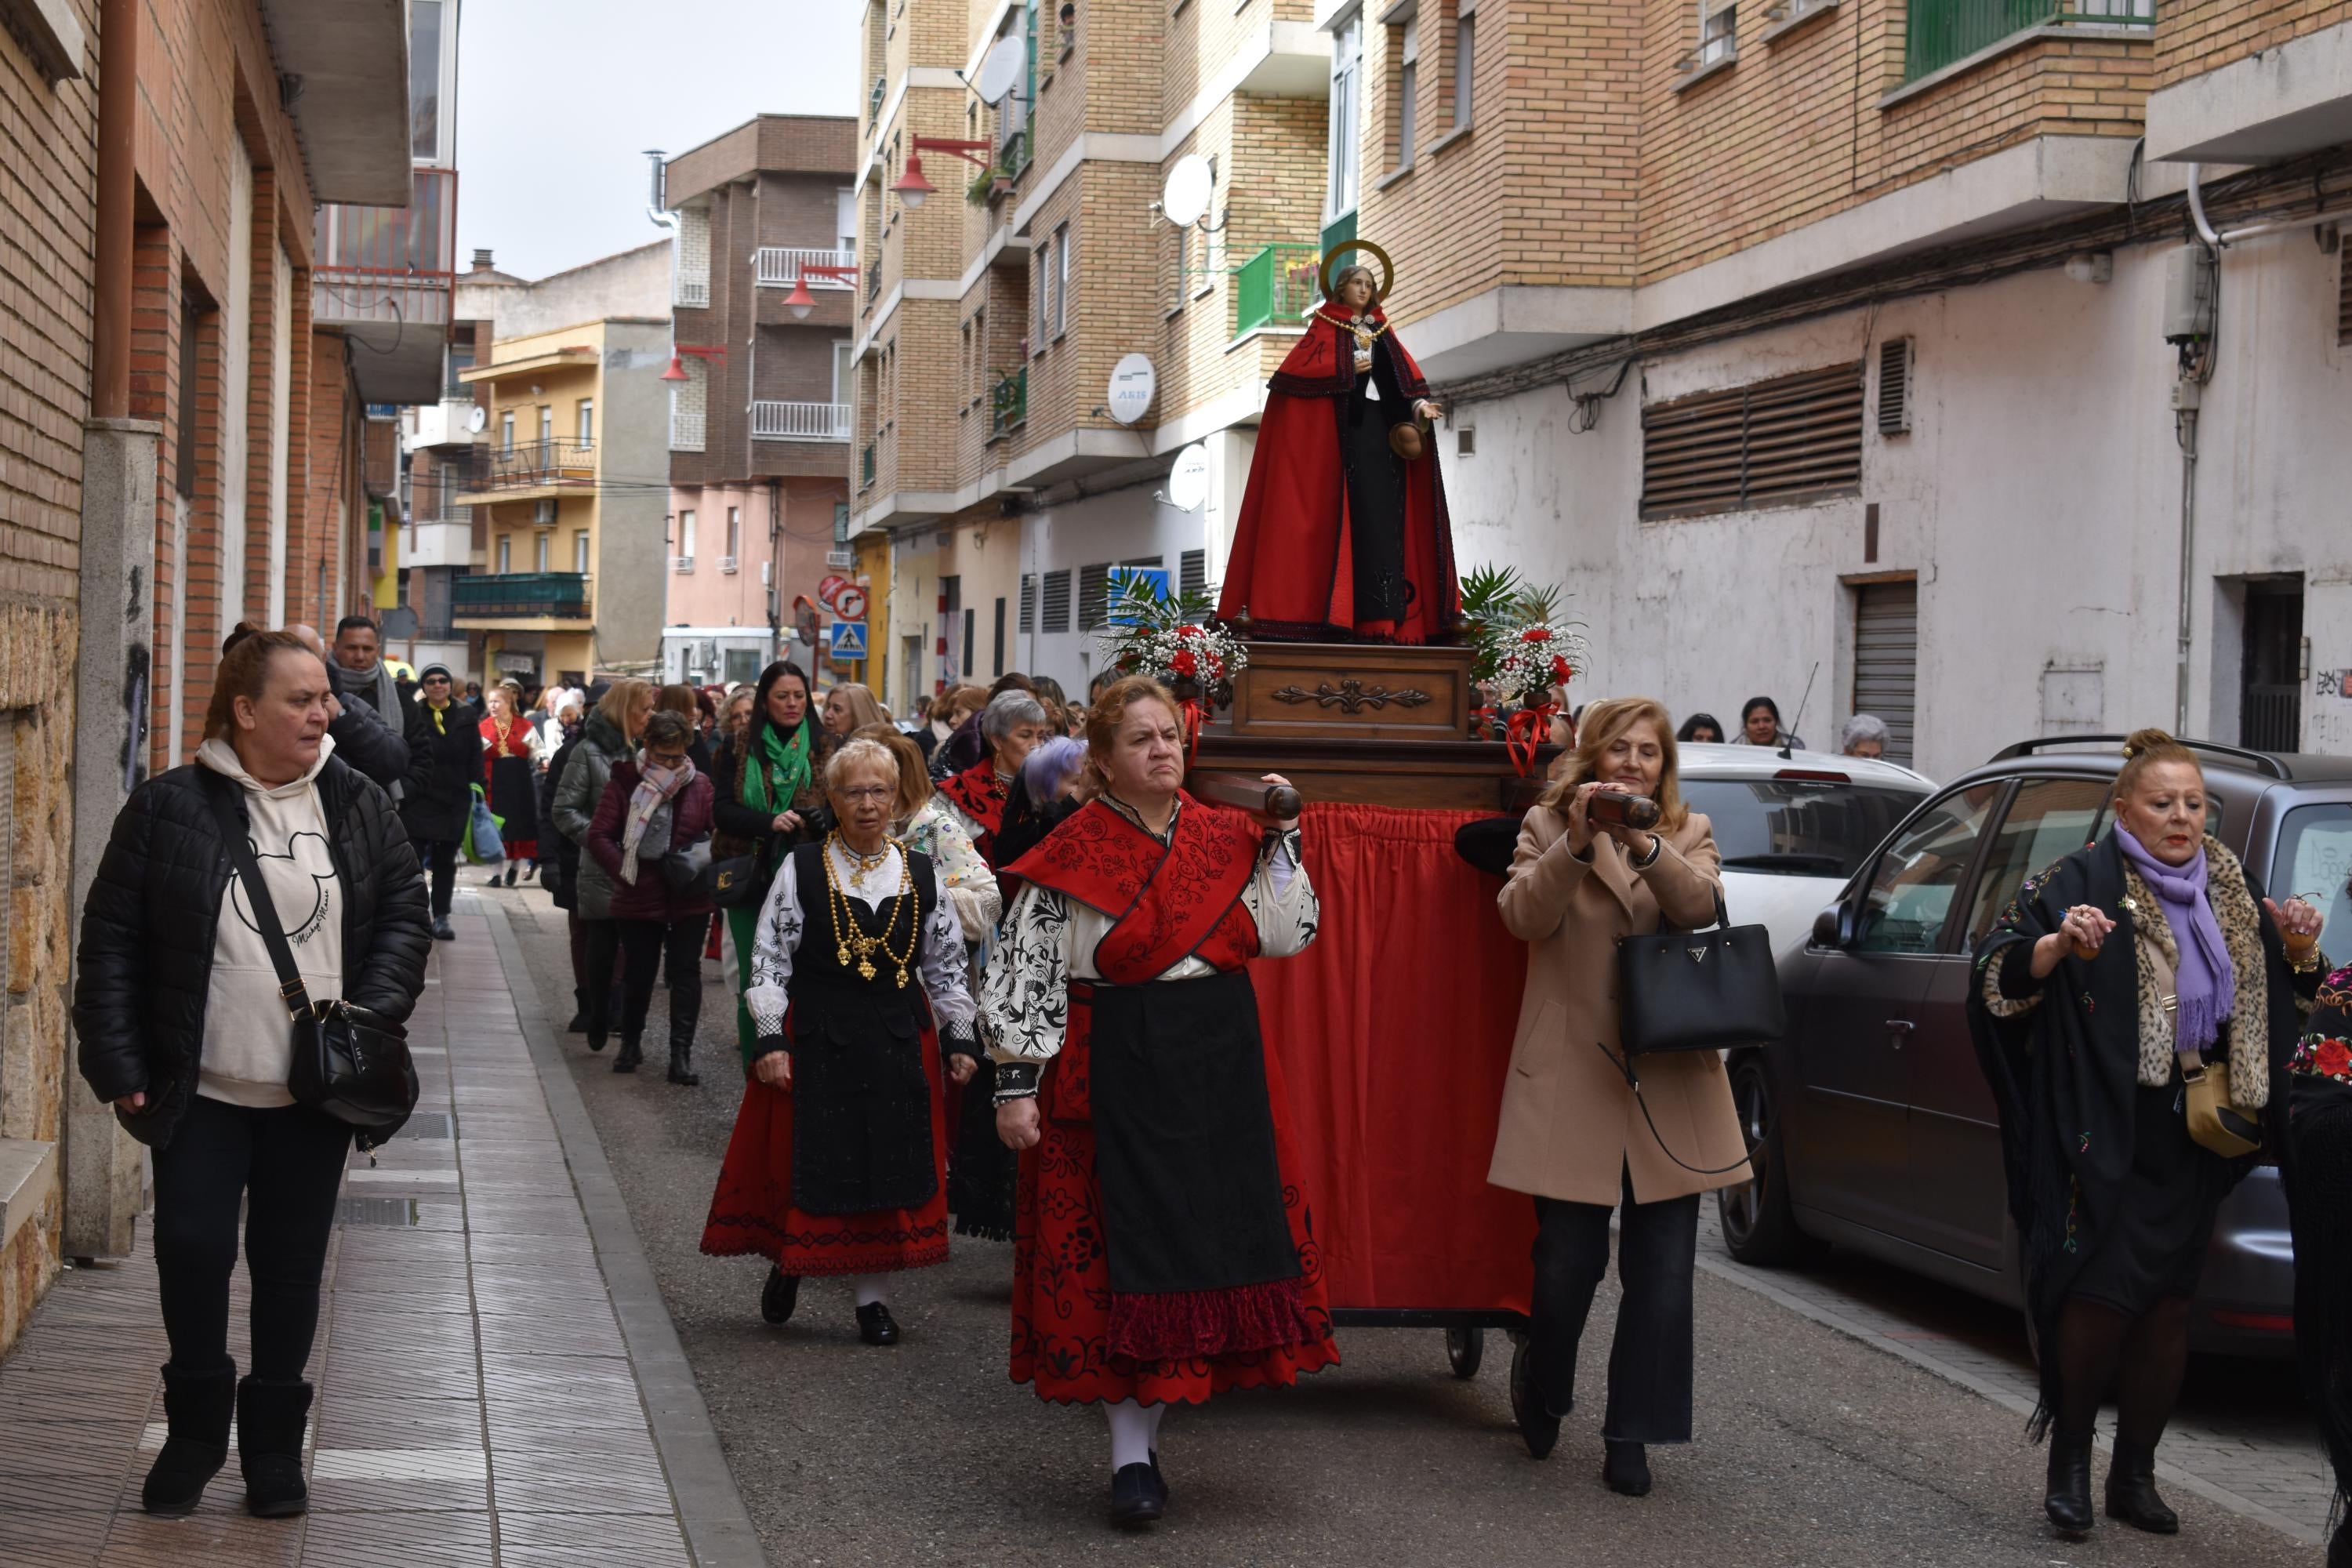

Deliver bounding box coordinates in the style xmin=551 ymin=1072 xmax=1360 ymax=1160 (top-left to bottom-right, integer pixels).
xmin=60 ymin=620 xmax=2352 ymax=1561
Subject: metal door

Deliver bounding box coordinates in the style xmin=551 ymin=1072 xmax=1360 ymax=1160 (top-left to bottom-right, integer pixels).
xmin=1853 ymin=580 xmax=1919 ymax=764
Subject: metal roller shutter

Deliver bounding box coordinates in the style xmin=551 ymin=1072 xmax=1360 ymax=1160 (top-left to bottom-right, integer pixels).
xmin=1853 ymin=581 xmax=1918 ymax=765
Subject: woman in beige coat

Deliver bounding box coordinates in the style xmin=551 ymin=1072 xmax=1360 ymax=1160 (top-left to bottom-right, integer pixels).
xmin=1492 ymin=696 xmax=1751 ymax=1498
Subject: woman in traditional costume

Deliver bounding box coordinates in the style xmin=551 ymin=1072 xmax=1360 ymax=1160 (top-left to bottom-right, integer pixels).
xmin=982 ymin=676 xmax=1335 ymax=1530
xmin=700 ymin=739 xmax=980 ymax=1345
xmin=2282 ymin=935 xmax=2352 ymax=1568
xmin=479 ymin=682 xmax=543 ymax=886
xmin=710 ymin=663 xmax=832 ymax=1065
xmin=1215 ymin=246 xmax=1461 ymax=644
xmin=1970 ymin=730 xmax=2325 ymax=1539
xmin=940 ymin=689 xmax=1052 ymax=866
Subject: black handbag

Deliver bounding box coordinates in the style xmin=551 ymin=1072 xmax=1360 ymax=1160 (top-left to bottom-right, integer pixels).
xmin=709 ymin=852 xmax=769 ymax=909
xmin=203 ymin=777 xmax=419 ymax=1143
xmin=1617 ymin=886 xmax=1786 ymax=1054
xmin=661 ymin=836 xmax=713 ymax=895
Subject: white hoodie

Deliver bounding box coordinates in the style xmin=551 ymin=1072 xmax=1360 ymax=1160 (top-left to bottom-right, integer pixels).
xmin=195 ymin=733 xmax=345 ymax=1106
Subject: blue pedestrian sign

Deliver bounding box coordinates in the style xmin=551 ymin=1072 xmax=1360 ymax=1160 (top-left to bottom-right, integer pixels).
xmin=829 ymin=620 xmax=867 ymax=662
xmin=1106 ymin=567 xmax=1171 ymax=625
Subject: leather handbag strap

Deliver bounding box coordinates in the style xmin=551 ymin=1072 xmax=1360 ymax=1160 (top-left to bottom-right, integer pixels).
xmin=201 ymin=771 xmax=314 ymax=1022
xmin=2138 ymin=913 xmax=2206 ymax=1077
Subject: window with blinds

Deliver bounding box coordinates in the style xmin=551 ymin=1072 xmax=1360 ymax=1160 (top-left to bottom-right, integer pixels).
xmin=1040 ymin=569 xmax=1073 ymax=633
xmin=1019 ymin=573 xmax=1036 ymax=633
xmin=1640 ymin=362 xmax=1865 ymax=520
xmin=1077 ymin=562 xmax=1112 ymax=631
xmin=1179 ymin=549 xmax=1206 ymax=600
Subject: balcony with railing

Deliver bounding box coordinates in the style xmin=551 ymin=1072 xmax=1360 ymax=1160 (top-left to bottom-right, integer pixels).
xmin=754 ymin=247 xmax=858 ymax=288
xmin=752 ymin=401 xmax=853 ymax=441
xmin=452 ymin=438 xmax=598 ymax=503
xmin=1232 ymin=243 xmax=1322 ymax=338
xmin=989 ymin=368 xmax=1027 ymax=440
xmin=313 ymin=167 xmax=459 ymax=404
xmin=452 ymin=572 xmax=593 ymax=622
xmin=1904 ymin=0 xmax=2154 ymax=82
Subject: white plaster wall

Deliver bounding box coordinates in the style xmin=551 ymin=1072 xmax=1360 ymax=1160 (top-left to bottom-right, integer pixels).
xmin=1443 ymin=234 xmax=2352 ymax=782
xmin=1015 ymin=484 xmax=1211 ymax=694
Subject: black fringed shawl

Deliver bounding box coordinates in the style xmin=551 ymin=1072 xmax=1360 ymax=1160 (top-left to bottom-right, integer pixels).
xmin=1967 ymin=829 xmax=2301 ymax=1436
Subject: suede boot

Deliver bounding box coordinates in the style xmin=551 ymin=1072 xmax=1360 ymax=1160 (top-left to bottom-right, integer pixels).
xmin=237 ymin=1377 xmax=314 ymax=1518
xmin=2044 ymin=1428 xmax=2096 ymax=1538
xmin=142 ymin=1360 xmax=236 ymax=1516
xmin=2103 ymin=1436 xmax=2178 ymax=1534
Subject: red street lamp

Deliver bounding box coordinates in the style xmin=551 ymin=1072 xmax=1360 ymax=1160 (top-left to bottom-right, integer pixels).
xmin=661 ymin=344 xmax=725 ymax=380
xmin=890 ymin=138 xmax=996 ymax=212
xmin=784 ymin=263 xmax=861 ymax=320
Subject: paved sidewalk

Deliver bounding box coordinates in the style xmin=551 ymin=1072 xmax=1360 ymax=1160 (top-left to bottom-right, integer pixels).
xmin=0 ymin=898 xmax=749 ymax=1566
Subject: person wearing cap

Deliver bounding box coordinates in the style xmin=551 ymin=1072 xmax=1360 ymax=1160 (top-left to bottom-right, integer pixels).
xmin=401 ymin=664 xmax=482 ymax=940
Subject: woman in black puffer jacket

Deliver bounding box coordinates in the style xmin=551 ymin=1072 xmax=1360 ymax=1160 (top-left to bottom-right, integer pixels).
xmin=74 ymin=630 xmax=429 ymax=1523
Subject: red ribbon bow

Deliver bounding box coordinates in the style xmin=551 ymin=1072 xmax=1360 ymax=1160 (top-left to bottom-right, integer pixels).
xmin=1504 ymin=703 xmax=1558 ymax=778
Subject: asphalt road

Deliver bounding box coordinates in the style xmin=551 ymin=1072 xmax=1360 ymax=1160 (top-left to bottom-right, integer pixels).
xmin=495 ymin=886 xmax=2324 ymax=1568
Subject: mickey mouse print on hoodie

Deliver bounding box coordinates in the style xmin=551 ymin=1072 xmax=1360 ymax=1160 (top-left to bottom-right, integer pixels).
xmin=194 ymin=732 xmax=345 ymax=1105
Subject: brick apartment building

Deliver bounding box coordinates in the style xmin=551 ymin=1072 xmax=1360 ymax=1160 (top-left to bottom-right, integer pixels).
xmin=0 ymin=0 xmax=453 ymax=1353
xmin=660 ymin=115 xmax=858 ymax=688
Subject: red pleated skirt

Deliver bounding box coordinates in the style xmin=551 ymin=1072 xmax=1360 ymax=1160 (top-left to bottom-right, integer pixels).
xmin=1011 ymin=1035 xmax=1339 ymax=1406
xmin=700 ymin=1029 xmax=953 ymax=1278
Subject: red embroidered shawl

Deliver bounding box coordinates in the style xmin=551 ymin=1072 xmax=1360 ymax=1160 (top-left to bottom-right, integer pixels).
xmin=1005 ymin=794 xmax=1262 ymax=984
xmin=938 ymin=761 xmax=1008 ymax=860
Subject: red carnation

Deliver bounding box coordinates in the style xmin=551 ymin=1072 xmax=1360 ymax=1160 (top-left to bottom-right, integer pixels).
xmin=1519 ymin=626 xmax=1552 ymax=644
xmin=2318 ymin=1039 xmax=2352 ymax=1077
xmin=1550 ymin=655 xmax=1573 ymax=682
xmin=1171 ymin=648 xmax=1200 ymax=677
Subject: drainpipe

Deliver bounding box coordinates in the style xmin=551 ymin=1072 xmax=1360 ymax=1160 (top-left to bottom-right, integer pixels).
xmin=2175 ymin=388 xmax=2199 ymax=736
xmin=92 ymin=0 xmax=139 ymax=418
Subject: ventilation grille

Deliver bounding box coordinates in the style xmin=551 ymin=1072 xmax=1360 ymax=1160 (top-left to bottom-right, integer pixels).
xmin=1077 ymin=563 xmax=1112 ymax=632
xmin=1039 ymin=569 xmax=1073 ymax=633
xmin=1018 ymin=573 xmax=1036 ymax=633
xmin=1640 ymin=362 xmax=1865 ymax=520
xmin=1878 ymin=338 xmax=1913 ymax=436
xmin=336 ymin=1196 xmax=421 ymax=1228
xmin=2339 ymin=248 xmax=2351 ymax=347
xmin=1178 ymin=549 xmax=1206 ymax=599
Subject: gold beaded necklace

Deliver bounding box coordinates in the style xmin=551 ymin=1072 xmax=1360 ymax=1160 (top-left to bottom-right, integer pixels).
xmin=822 ymin=831 xmax=916 ymax=988
xmin=1313 ymin=307 xmax=1389 ymax=351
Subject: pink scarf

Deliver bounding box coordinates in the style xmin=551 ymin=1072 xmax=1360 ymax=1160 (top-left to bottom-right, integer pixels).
xmin=620 ymin=757 xmax=694 ymax=886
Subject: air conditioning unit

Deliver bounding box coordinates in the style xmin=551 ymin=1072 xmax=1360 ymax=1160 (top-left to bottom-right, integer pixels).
xmin=532 ymin=498 xmax=557 ymax=524
xmin=672 ymin=555 xmax=695 ymax=572
xmin=827 ymin=547 xmax=855 ymax=568
xmin=718 ymin=555 xmax=739 ymax=575
xmin=760 ymin=561 xmax=773 ymax=585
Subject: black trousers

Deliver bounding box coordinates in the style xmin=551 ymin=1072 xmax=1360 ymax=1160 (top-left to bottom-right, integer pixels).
xmin=150 ymin=1096 xmax=351 ymax=1380
xmin=419 ymin=838 xmax=459 ymax=918
xmin=1530 ymin=1167 xmax=1700 ymax=1444
xmin=617 ymin=915 xmax=710 ymax=1044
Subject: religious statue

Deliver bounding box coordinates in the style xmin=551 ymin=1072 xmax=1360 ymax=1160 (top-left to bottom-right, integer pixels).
xmin=1215 ymin=241 xmax=1462 ymax=644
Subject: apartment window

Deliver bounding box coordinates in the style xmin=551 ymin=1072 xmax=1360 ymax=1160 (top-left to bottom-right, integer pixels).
xmin=1639 ymin=362 xmax=1864 ymax=519
xmin=410 ymin=0 xmax=444 ymax=161
xmin=1036 ymin=232 xmax=1054 ymax=350
xmin=1395 ymin=20 xmax=1418 ymax=170
xmin=1453 ymin=0 xmax=1475 ymax=130
xmin=963 ymin=608 xmax=975 ymax=676
xmin=574 ymin=529 xmax=590 ymax=573
xmin=500 ymin=409 xmax=515 ymax=451
xmin=678 ymin=509 xmax=697 ymax=561
xmin=993 ymin=596 xmax=1007 ymax=675
xmin=576 ymin=398 xmax=593 ymax=445
xmin=175 ymin=297 xmax=205 ymax=498
xmin=534 ymin=532 xmax=550 ymax=573
xmin=1698 ymin=0 xmax=1737 ymax=67
xmin=538 ymin=405 xmax=553 ymax=445
xmin=833 ymin=501 xmax=851 ymax=543
xmin=497 ymin=535 xmax=511 ymax=573
xmin=1019 ymin=573 xmax=1037 ymax=633
xmin=725 ymin=506 xmax=740 ymax=559
xmin=1077 ymin=562 xmax=1112 ymax=632
xmin=669 ymin=359 xmax=707 ymax=452
xmin=1040 ymin=568 xmax=1073 ymax=633
xmin=1054 ymin=223 xmax=1071 ymax=336
xmin=837 ymin=187 xmax=858 ymax=263
xmin=997 ymin=2 xmax=1034 ymax=165
xmin=1327 ymin=9 xmax=1362 ymax=223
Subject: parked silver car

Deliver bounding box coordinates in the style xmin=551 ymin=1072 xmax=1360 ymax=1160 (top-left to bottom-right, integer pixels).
xmin=1719 ymin=735 xmax=2352 ymax=1356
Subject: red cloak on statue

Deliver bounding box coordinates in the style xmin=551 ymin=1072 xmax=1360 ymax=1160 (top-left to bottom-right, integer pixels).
xmin=1215 ymin=306 xmax=1461 ymax=644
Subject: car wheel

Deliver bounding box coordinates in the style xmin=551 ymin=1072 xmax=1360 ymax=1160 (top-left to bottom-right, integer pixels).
xmin=1715 ymin=1052 xmax=1822 ymax=1266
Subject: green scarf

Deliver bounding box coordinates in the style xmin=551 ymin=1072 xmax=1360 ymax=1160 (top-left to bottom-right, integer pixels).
xmin=742 ymin=719 xmax=811 ymax=816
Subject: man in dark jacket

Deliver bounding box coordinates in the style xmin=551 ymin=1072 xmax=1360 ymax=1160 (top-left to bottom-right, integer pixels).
xmin=328 ymin=616 xmax=428 ymax=801
xmin=401 ymin=663 xmax=482 ymax=941
xmin=288 ymin=623 xmax=409 ymax=790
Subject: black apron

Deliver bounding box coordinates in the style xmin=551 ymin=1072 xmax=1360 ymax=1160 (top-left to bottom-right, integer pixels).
xmin=784 ymin=844 xmax=940 ymax=1217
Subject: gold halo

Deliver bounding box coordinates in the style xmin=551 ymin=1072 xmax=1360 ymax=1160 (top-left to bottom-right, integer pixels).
xmin=1319 ymin=239 xmax=1396 ymax=304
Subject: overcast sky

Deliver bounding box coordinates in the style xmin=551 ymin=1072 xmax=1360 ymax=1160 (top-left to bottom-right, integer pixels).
xmin=453 ymin=0 xmax=861 ymax=281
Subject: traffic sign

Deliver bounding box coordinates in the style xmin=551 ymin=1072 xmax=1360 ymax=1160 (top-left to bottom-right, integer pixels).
xmin=818 ymin=574 xmax=851 ymax=612
xmin=834 ymin=585 xmax=869 ymax=621
xmin=829 ymin=620 xmax=868 ymax=661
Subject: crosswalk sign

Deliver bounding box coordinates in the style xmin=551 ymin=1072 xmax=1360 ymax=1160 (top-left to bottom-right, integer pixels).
xmin=829 ymin=620 xmax=867 ymax=661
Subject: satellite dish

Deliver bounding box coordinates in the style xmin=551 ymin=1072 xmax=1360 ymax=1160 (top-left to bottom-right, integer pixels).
xmin=976 ymin=36 xmax=1025 ymax=104
xmin=466 ymin=405 xmax=488 ymax=433
xmin=1161 ymin=155 xmax=1212 ymax=228
xmin=1166 ymin=444 xmax=1210 ymax=511
xmin=1107 ymin=354 xmax=1156 ymax=426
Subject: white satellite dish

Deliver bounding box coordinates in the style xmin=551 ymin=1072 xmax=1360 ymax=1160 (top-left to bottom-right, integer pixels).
xmin=976 ymin=36 xmax=1025 ymax=104
xmin=466 ymin=405 xmax=488 ymax=433
xmin=1161 ymin=154 xmax=1212 ymax=228
xmin=1107 ymin=354 xmax=1156 ymax=426
xmin=1166 ymin=443 xmax=1210 ymax=512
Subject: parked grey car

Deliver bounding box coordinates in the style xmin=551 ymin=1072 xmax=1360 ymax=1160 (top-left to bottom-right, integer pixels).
xmin=1719 ymin=735 xmax=2352 ymax=1356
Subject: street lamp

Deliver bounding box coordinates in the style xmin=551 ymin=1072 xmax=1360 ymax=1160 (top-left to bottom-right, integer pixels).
xmin=889 ymin=137 xmax=996 ymax=212
xmin=784 ymin=263 xmax=861 ymax=320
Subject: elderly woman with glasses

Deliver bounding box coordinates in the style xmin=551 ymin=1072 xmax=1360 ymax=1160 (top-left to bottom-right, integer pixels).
xmin=940 ymin=689 xmax=1052 ymax=866
xmin=700 ymin=738 xmax=980 ymax=1346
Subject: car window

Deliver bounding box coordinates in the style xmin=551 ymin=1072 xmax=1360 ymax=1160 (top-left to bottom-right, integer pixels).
xmin=1681 ymin=777 xmax=1929 ymax=880
xmin=1853 ymin=783 xmax=2000 ymax=955
xmin=2274 ymin=802 xmax=2352 ymax=955
xmin=1965 ymin=778 xmax=2114 ymax=946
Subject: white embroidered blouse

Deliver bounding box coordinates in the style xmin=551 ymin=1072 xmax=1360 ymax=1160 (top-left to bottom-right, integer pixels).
xmin=743 ymin=837 xmax=978 ymax=1044
xmin=978 ymin=796 xmax=1316 ymax=1071
xmin=898 ymin=797 xmax=1001 ymax=942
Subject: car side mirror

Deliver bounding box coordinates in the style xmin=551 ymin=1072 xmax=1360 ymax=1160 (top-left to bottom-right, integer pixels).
xmin=1813 ymin=902 xmax=1850 ymax=949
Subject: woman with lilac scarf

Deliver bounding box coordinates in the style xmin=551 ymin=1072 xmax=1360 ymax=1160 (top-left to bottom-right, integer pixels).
xmin=1970 ymin=730 xmax=2328 ymax=1544
xmin=586 ymin=710 xmax=717 ymax=1084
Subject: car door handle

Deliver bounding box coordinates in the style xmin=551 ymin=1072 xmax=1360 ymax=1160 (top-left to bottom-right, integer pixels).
xmin=1884 ymin=1020 xmax=1916 ymax=1033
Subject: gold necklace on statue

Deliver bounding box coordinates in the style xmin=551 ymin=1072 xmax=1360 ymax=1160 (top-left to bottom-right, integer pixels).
xmin=1314 ymin=308 xmax=1388 ymax=350
xmin=823 ymin=832 xmax=916 ymax=987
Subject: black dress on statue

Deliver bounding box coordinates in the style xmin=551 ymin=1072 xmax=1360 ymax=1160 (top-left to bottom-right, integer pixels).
xmin=1338 ymin=339 xmax=1412 ymax=629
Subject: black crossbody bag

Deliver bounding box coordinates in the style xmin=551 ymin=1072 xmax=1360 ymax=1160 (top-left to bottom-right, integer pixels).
xmin=204 ymin=775 xmax=419 ymax=1143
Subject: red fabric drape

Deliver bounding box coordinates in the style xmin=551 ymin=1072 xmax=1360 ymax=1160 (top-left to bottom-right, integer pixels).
xmin=1251 ymin=803 xmax=1535 ymax=1315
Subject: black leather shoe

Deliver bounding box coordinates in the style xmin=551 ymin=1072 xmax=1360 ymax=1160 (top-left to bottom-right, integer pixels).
xmin=566 ymin=1009 xmax=589 ymax=1035
xmin=142 ymin=1361 xmax=235 ymax=1517
xmin=2045 ymin=1428 xmax=2096 ymax=1538
xmin=431 ymin=917 xmax=456 ymax=942
xmin=856 ymin=1301 xmax=900 ymax=1345
xmin=612 ymin=1038 xmax=643 ymax=1073
xmin=667 ymin=1039 xmax=699 ymax=1087
xmin=760 ymin=1267 xmax=799 ymax=1326
xmin=1508 ymin=1335 xmax=1561 ymax=1461
xmin=1109 ymin=1462 xmax=1164 ymax=1528
xmin=1603 ymin=1439 xmax=1653 ymax=1497
xmin=2103 ymin=1439 xmax=2178 ymax=1534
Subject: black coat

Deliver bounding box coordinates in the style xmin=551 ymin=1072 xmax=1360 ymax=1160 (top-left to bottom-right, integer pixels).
xmin=401 ymin=701 xmax=484 ymax=844
xmin=72 ymin=756 xmax=431 ymax=1149
xmin=543 ymin=728 xmax=586 ymax=910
